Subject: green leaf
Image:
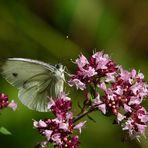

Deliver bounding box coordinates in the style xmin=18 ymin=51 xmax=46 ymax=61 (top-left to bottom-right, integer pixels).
xmin=0 ymin=126 xmax=12 ymax=135
xmin=89 ymin=84 xmax=97 ymax=100
xmin=87 ymin=115 xmax=96 ymax=123
xmin=77 ymin=101 xmax=83 ymax=109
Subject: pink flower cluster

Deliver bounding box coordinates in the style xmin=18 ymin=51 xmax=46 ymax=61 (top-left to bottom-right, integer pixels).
xmin=0 ymin=93 xmax=17 ymax=111
xmin=69 ymin=52 xmax=148 ymax=140
xmin=33 ymin=93 xmax=86 ymax=148
xmin=69 ymin=52 xmax=117 ymax=90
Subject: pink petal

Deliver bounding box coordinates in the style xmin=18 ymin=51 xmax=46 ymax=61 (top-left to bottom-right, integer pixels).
xmin=82 ymin=66 xmax=97 ymax=78
xmin=51 ymin=133 xmax=62 ymax=145
xmin=38 ymin=120 xmax=47 ymax=128
xmin=114 ymin=86 xmax=123 ymax=95
xmin=41 ymin=141 xmax=48 ymax=148
xmin=98 ymin=104 xmax=106 ymax=114
xmin=59 ymin=122 xmax=69 ymax=131
xmin=74 ymin=121 xmax=86 ymax=133
xmin=131 ymin=69 xmax=136 ymax=78
xmin=138 ymin=73 xmax=144 ymax=79
xmin=75 ymin=54 xmax=89 ymax=68
xmin=117 ymin=113 xmax=126 ymax=122
xmin=128 ymin=96 xmax=141 ymax=105
xmin=47 ymin=99 xmax=55 ymax=110
xmin=44 ymin=130 xmax=53 ymax=140
xmin=105 ymin=73 xmax=115 ymax=82
xmin=136 ymin=123 xmax=147 ymax=134
xmin=33 ymin=120 xmax=38 ymax=128
xmin=8 ymin=101 xmax=17 ymax=111
xmin=124 ymin=104 xmax=132 ymax=113
xmin=138 ymin=114 xmax=148 ymax=123
xmin=93 ymin=94 xmax=102 ymax=105
xmin=98 ymin=82 xmax=107 ymax=91
xmin=66 ymin=112 xmax=73 ymax=120
xmin=68 ymin=79 xmax=86 ymax=90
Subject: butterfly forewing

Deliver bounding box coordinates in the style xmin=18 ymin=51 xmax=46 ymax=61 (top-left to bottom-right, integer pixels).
xmin=1 ymin=58 xmax=55 ymax=88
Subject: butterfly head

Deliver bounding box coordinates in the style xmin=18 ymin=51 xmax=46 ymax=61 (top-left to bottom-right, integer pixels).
xmin=55 ymin=64 xmax=65 ymax=73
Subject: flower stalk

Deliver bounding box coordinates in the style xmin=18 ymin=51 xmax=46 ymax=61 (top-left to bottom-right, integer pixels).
xmin=73 ymin=106 xmax=98 ymax=123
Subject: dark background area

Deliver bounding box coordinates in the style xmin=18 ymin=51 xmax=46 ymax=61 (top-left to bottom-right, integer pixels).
xmin=0 ymin=0 xmax=148 ymax=147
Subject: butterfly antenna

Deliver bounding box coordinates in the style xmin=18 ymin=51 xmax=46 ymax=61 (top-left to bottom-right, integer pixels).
xmin=64 ymin=71 xmax=72 ymax=77
xmin=62 ymin=66 xmax=73 ymax=85
xmin=64 ymin=66 xmax=73 ymax=77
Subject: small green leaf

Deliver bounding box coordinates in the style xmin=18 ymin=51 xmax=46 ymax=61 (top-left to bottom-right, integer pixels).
xmin=77 ymin=101 xmax=83 ymax=109
xmin=0 ymin=127 xmax=12 ymax=135
xmin=87 ymin=115 xmax=96 ymax=123
xmin=89 ymin=85 xmax=96 ymax=99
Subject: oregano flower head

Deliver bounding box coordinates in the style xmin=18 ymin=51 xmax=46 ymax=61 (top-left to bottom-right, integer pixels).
xmin=34 ymin=51 xmax=148 ymax=147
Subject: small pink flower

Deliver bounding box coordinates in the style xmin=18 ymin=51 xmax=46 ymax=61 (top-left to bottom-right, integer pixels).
xmin=59 ymin=92 xmax=71 ymax=101
xmin=0 ymin=93 xmax=9 ymax=109
xmin=44 ymin=130 xmax=53 ymax=140
xmin=130 ymin=82 xmax=141 ymax=95
xmin=74 ymin=121 xmax=86 ymax=133
xmin=8 ymin=100 xmax=17 ymax=111
xmin=66 ymin=112 xmax=73 ymax=120
xmin=138 ymin=73 xmax=144 ymax=79
xmin=128 ymin=96 xmax=141 ymax=105
xmin=98 ymin=104 xmax=106 ymax=114
xmin=93 ymin=94 xmax=106 ymax=114
xmin=41 ymin=141 xmax=48 ymax=148
xmin=51 ymin=133 xmax=62 ymax=145
xmin=136 ymin=123 xmax=147 ymax=134
xmin=47 ymin=98 xmax=55 ymax=110
xmin=50 ymin=97 xmax=72 ymax=119
xmin=37 ymin=120 xmax=47 ymax=128
xmin=106 ymin=89 xmax=115 ymax=100
xmin=114 ymin=86 xmax=123 ymax=95
xmin=123 ymin=104 xmax=132 ymax=113
xmin=75 ymin=54 xmax=89 ymax=68
xmin=59 ymin=122 xmax=69 ymax=131
xmin=69 ymin=79 xmax=86 ymax=90
xmin=92 ymin=52 xmax=109 ymax=70
xmin=117 ymin=113 xmax=126 ymax=122
xmin=98 ymin=82 xmax=107 ymax=91
xmin=82 ymin=66 xmax=97 ymax=78
xmin=119 ymin=67 xmax=131 ymax=81
xmin=105 ymin=73 xmax=115 ymax=82
xmin=122 ymin=118 xmax=134 ymax=132
xmin=131 ymin=69 xmax=137 ymax=78
xmin=52 ymin=118 xmax=61 ymax=124
xmin=138 ymin=114 xmax=148 ymax=123
xmin=33 ymin=120 xmax=38 ymax=128
xmin=93 ymin=94 xmax=101 ymax=104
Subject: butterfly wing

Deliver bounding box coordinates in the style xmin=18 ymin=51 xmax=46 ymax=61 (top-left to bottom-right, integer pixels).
xmin=18 ymin=75 xmax=51 ymax=112
xmin=0 ymin=58 xmax=55 ymax=88
xmin=0 ymin=58 xmax=64 ymax=112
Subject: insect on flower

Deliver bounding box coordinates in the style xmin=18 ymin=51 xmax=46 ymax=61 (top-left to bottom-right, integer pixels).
xmin=0 ymin=58 xmax=65 ymax=112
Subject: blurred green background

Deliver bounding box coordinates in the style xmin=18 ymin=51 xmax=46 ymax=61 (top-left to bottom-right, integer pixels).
xmin=0 ymin=0 xmax=148 ymax=148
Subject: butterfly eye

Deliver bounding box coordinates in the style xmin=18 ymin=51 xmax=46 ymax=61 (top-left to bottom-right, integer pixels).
xmin=55 ymin=64 xmax=62 ymax=69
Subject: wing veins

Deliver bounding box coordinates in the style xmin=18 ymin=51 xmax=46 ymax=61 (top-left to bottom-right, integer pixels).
xmin=23 ymin=72 xmax=50 ymax=89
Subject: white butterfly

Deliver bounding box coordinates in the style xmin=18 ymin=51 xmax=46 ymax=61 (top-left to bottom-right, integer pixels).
xmin=0 ymin=58 xmax=65 ymax=112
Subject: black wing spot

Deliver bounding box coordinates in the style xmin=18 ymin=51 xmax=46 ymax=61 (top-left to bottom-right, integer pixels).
xmin=12 ymin=73 xmax=18 ymax=77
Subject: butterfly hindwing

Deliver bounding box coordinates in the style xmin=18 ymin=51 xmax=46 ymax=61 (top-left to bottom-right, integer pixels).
xmin=18 ymin=78 xmax=51 ymax=112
